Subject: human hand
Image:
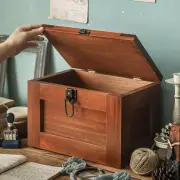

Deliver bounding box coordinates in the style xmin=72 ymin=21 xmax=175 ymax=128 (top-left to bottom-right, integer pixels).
xmin=4 ymin=24 xmax=44 ymax=57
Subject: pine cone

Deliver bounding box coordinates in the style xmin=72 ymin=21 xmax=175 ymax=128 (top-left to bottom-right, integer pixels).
xmin=152 ymin=160 xmax=178 ymax=180
xmin=159 ymin=123 xmax=172 ymax=142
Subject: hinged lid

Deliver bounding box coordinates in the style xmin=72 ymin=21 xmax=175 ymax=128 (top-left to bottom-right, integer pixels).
xmin=43 ymin=25 xmax=162 ymax=82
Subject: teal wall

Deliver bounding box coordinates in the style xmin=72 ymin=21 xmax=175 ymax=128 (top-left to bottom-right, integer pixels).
xmin=0 ymin=0 xmax=180 ymax=126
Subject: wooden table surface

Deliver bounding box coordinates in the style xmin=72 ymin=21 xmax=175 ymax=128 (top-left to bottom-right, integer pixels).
xmin=0 ymin=139 xmax=152 ymax=180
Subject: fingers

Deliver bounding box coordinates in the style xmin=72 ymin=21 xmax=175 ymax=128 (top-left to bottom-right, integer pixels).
xmin=29 ymin=27 xmax=44 ymax=35
xmin=26 ymin=27 xmax=44 ymax=41
xmin=15 ymin=24 xmax=44 ymax=43
xmin=20 ymin=24 xmax=43 ymax=31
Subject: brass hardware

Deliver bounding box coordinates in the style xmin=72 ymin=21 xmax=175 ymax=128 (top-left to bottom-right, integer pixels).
xmin=78 ymin=29 xmax=90 ymax=35
xmin=133 ymin=76 xmax=141 ymax=81
xmin=87 ymin=69 xmax=96 ymax=73
xmin=64 ymin=88 xmax=77 ymax=117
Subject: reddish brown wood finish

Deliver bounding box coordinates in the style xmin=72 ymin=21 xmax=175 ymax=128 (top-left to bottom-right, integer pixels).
xmin=43 ymin=25 xmax=162 ymax=82
xmin=40 ymin=132 xmax=106 ymax=164
xmin=28 ymin=81 xmax=41 ymax=147
xmin=121 ymin=83 xmax=161 ymax=166
xmin=28 ymin=69 xmax=161 ymax=168
xmin=28 ymin=25 xmax=162 ymax=169
xmin=44 ymin=101 xmax=106 ymax=132
xmin=40 ymin=69 xmax=152 ymax=95
xmin=170 ymin=124 xmax=180 ymax=162
xmin=106 ymin=95 xmax=122 ymax=168
xmin=40 ymin=82 xmax=106 ymax=112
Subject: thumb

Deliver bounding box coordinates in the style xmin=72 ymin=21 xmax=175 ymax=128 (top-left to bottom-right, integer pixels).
xmin=26 ymin=27 xmax=44 ymax=40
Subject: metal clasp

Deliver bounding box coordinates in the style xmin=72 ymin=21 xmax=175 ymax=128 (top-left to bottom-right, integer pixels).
xmin=132 ymin=76 xmax=141 ymax=81
xmin=87 ymin=69 xmax=96 ymax=73
xmin=78 ymin=29 xmax=90 ymax=35
xmin=64 ymin=88 xmax=77 ymax=117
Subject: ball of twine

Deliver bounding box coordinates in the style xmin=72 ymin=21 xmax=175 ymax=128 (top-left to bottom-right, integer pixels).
xmin=130 ymin=148 xmax=159 ymax=175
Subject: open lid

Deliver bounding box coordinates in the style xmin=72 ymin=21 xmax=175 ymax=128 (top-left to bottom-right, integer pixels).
xmin=43 ymin=25 xmax=162 ymax=82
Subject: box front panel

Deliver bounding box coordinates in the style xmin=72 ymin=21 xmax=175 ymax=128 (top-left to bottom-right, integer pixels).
xmin=38 ymin=82 xmax=107 ymax=164
xmin=40 ymin=132 xmax=106 ymax=164
xmin=43 ymin=100 xmax=106 ymax=146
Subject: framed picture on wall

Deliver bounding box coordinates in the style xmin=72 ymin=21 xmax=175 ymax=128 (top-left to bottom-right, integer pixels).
xmin=9 ymin=39 xmax=50 ymax=105
xmin=0 ymin=35 xmax=49 ymax=102
xmin=24 ymin=40 xmax=49 ymax=78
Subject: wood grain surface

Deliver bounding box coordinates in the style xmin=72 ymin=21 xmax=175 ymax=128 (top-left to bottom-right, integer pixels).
xmin=28 ymin=25 xmax=162 ymax=169
xmin=43 ymin=24 xmax=162 ymax=82
xmin=0 ymin=139 xmax=152 ymax=180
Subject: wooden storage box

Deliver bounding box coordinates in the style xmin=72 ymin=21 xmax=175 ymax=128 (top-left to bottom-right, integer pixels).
xmin=28 ymin=25 xmax=163 ymax=169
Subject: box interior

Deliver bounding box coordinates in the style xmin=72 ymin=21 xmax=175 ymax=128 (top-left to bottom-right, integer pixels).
xmin=40 ymin=69 xmax=153 ymax=95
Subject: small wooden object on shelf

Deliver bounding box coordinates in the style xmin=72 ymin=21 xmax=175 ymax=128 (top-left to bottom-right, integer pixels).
xmin=28 ymin=25 xmax=163 ymax=169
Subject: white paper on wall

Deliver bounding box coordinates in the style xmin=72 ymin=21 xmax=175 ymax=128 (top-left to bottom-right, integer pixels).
xmin=50 ymin=0 xmax=88 ymax=23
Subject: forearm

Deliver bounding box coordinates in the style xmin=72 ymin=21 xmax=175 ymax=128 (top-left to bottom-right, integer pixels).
xmin=0 ymin=42 xmax=11 ymax=63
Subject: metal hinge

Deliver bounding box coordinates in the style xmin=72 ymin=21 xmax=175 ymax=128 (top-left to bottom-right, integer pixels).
xmin=78 ymin=29 xmax=90 ymax=35
xmin=87 ymin=69 xmax=96 ymax=73
xmin=132 ymin=76 xmax=141 ymax=81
